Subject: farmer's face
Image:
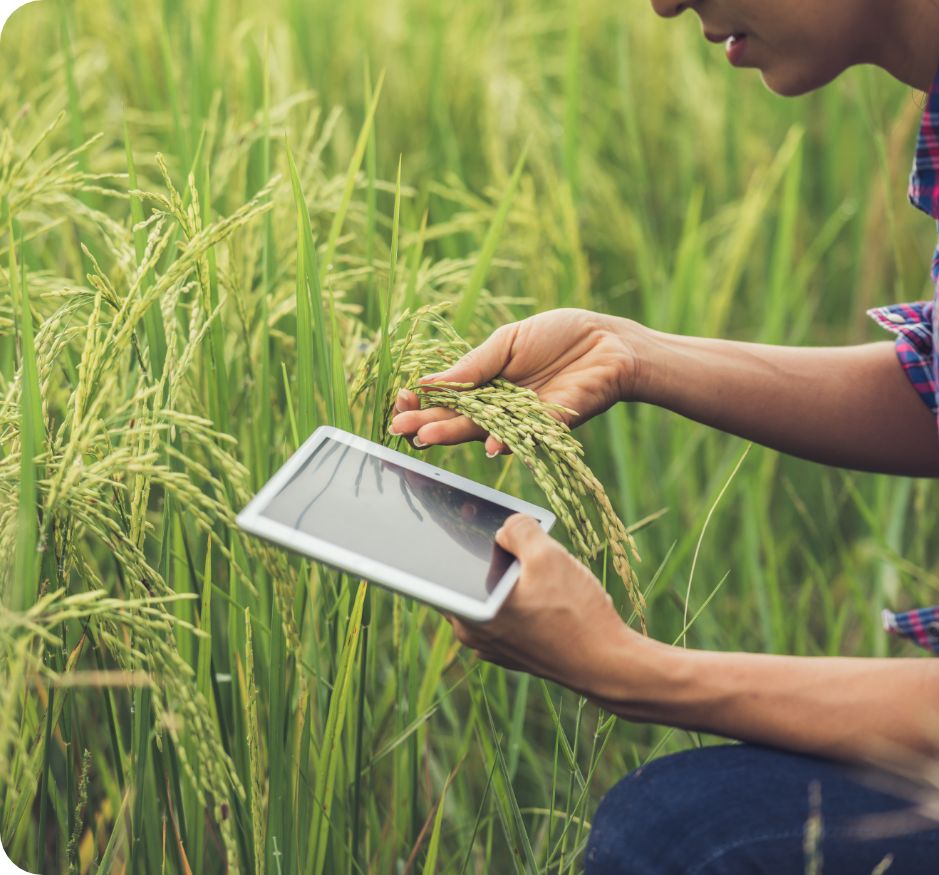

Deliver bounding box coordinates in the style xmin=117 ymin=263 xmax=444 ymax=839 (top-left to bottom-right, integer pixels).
xmin=650 ymin=0 xmax=875 ymax=96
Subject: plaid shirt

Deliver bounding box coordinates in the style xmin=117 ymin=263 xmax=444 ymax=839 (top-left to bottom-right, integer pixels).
xmin=867 ymin=66 xmax=939 ymax=654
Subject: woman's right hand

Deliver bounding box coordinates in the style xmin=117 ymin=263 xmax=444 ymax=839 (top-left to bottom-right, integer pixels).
xmin=389 ymin=308 xmax=641 ymax=455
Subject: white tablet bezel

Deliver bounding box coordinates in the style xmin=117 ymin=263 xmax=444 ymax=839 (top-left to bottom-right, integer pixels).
xmin=236 ymin=425 xmax=556 ymax=622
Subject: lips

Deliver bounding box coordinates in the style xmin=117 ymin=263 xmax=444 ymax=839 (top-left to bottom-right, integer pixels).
xmin=724 ymin=33 xmax=748 ymax=66
xmin=703 ymin=30 xmax=747 ymax=44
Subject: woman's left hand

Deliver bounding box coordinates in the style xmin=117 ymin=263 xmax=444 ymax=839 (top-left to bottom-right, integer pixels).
xmin=447 ymin=514 xmax=651 ymax=702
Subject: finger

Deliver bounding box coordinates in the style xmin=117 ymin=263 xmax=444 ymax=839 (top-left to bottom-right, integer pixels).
xmin=443 ymin=612 xmax=487 ymax=649
xmin=419 ymin=323 xmax=517 ymax=388
xmin=484 ymin=435 xmax=510 ymax=457
xmin=471 ymin=647 xmax=523 ymax=671
xmin=450 ymin=617 xmax=473 ymax=646
xmin=495 ymin=513 xmax=552 ymax=562
xmin=487 ymin=653 xmax=526 ymax=672
xmin=394 ymin=388 xmax=420 ymax=414
xmin=414 ymin=414 xmax=490 ymax=448
xmin=390 ymin=406 xmax=462 ymax=437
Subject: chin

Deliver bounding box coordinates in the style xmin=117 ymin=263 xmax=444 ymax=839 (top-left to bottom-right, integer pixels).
xmin=760 ymin=62 xmax=845 ymax=98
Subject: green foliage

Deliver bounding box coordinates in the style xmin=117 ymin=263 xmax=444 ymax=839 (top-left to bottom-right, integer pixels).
xmin=0 ymin=0 xmax=936 ymax=872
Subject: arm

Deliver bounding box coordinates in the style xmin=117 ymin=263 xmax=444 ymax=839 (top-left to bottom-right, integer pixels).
xmin=454 ymin=515 xmax=939 ymax=770
xmin=391 ymin=309 xmax=939 ymax=476
xmin=599 ymin=634 xmax=939 ymax=766
xmin=624 ymin=320 xmax=939 ymax=477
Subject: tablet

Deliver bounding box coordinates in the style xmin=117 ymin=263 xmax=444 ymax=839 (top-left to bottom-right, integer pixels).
xmin=236 ymin=426 xmax=556 ymax=621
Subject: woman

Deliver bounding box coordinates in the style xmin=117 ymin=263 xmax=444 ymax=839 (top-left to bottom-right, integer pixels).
xmin=390 ymin=0 xmax=939 ymax=870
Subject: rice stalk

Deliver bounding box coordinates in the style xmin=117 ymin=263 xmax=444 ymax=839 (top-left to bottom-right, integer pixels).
xmin=241 ymin=607 xmax=265 ymax=875
xmin=353 ymin=303 xmax=645 ymax=625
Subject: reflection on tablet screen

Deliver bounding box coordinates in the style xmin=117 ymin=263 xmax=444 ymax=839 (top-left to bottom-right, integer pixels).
xmin=258 ymin=438 xmax=516 ymax=600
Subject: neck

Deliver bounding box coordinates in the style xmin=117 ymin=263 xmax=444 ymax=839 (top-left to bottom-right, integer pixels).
xmin=865 ymin=0 xmax=939 ymax=90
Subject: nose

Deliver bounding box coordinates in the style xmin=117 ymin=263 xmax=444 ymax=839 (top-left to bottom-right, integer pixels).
xmin=650 ymin=0 xmax=691 ymax=18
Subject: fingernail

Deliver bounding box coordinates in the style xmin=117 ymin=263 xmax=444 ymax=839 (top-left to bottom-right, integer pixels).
xmin=486 ymin=450 xmax=498 ymax=459
xmin=396 ymin=388 xmax=408 ymax=401
xmin=389 ymin=425 xmax=400 ymax=436
xmin=419 ymin=372 xmax=445 ymax=383
xmin=413 ymin=437 xmax=428 ymax=448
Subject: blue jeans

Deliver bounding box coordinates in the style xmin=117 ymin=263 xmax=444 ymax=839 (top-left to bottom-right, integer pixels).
xmin=585 ymin=744 xmax=939 ymax=874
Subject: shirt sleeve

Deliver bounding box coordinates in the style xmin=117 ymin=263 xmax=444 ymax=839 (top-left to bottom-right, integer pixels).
xmin=869 ymin=302 xmax=939 ymax=656
xmin=883 ymin=606 xmax=939 ymax=654
xmin=867 ymin=301 xmax=937 ymax=414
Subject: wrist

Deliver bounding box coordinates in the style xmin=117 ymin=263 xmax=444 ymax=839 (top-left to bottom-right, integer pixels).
xmin=583 ymin=628 xmax=689 ymax=722
xmin=604 ymin=315 xmax=660 ymax=404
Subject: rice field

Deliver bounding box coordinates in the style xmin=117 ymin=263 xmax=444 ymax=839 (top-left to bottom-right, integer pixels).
xmin=1 ymin=0 xmax=938 ymax=872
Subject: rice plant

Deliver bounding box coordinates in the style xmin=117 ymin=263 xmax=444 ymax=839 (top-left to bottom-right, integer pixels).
xmin=1 ymin=0 xmax=937 ymax=872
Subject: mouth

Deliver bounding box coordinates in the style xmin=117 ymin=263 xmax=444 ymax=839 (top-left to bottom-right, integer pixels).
xmin=703 ymin=30 xmax=747 ymax=45
xmin=701 ymin=26 xmax=750 ymax=66
xmin=723 ymin=33 xmax=749 ymax=66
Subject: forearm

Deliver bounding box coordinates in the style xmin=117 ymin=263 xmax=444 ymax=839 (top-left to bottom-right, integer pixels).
xmin=595 ymin=636 xmax=939 ymax=766
xmin=619 ymin=320 xmax=939 ymax=476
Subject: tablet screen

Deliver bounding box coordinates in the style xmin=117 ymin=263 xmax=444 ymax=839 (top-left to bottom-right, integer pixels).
xmin=256 ymin=436 xmax=516 ymax=601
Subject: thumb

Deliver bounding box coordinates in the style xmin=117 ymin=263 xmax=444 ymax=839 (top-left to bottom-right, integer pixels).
xmin=419 ymin=323 xmax=516 ymax=388
xmin=495 ymin=513 xmax=550 ymax=562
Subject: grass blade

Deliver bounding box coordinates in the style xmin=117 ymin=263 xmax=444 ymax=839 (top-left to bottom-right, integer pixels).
xmin=8 ymin=209 xmax=42 ymax=613
xmin=453 ymin=144 xmax=529 ymax=335
xmin=307 ymin=581 xmax=367 ymax=875
xmin=320 ymin=72 xmax=385 ymax=283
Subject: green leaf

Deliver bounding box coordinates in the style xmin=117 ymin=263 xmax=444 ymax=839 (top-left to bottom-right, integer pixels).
xmin=287 ymin=144 xmax=335 ymax=432
xmin=9 ymin=209 xmax=42 ymax=613
xmin=453 ymin=144 xmax=529 ymax=335
xmin=307 ymin=581 xmax=368 ymax=875
xmin=421 ymin=766 xmax=457 ymax=875
xmin=320 ymin=72 xmax=385 ymax=284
